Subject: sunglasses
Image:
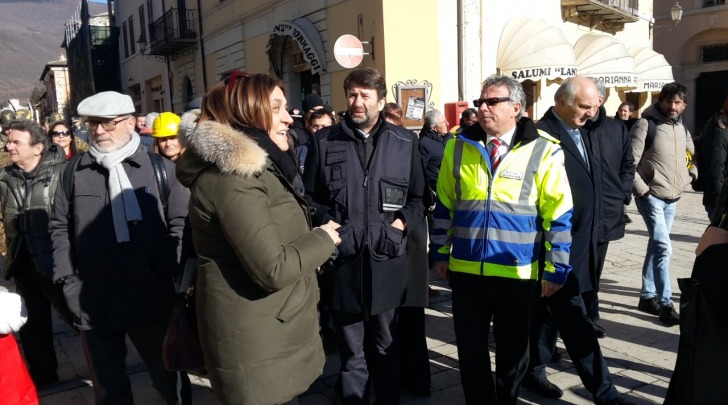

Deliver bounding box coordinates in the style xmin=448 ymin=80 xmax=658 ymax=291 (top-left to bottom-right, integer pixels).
xmin=51 ymin=130 xmax=72 ymax=137
xmin=473 ymin=97 xmax=512 ymax=108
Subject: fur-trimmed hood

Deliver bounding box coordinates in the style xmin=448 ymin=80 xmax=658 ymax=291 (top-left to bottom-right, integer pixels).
xmin=176 ymin=110 xmax=269 ymax=187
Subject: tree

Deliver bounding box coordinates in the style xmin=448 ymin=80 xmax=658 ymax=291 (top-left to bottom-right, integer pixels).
xmin=30 ymin=86 xmax=46 ymax=104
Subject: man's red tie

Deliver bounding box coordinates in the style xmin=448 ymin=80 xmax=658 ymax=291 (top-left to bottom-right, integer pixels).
xmin=489 ymin=138 xmax=502 ymax=172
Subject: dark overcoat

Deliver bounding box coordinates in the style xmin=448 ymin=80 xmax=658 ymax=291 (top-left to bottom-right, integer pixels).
xmin=50 ymin=143 xmax=189 ymax=330
xmin=537 ymin=108 xmax=599 ymax=293
xmin=697 ymin=113 xmax=728 ymax=207
xmin=585 ymin=106 xmax=635 ymax=243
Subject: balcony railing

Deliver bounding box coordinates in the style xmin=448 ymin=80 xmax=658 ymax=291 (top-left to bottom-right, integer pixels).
xmin=147 ymin=8 xmax=197 ymax=58
xmin=704 ymin=0 xmax=726 ymax=7
xmin=90 ymin=26 xmax=114 ymax=47
xmin=562 ymin=0 xmax=640 ymax=32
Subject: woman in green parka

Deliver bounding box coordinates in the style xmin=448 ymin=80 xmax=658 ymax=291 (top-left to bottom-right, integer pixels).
xmin=175 ymin=72 xmax=341 ymax=405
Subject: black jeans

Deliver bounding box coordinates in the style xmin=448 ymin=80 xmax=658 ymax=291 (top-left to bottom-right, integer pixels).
xmin=333 ymin=308 xmax=400 ymax=405
xmin=450 ymin=273 xmax=538 ymax=405
xmin=13 ymin=262 xmax=73 ymax=385
xmin=529 ymin=276 xmax=619 ymax=405
xmin=81 ymin=318 xmax=191 ymax=405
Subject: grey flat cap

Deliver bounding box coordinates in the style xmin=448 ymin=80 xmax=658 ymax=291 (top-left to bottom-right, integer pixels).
xmin=77 ymin=91 xmax=135 ymax=119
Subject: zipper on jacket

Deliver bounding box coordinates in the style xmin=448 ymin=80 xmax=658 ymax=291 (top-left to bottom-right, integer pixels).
xmin=671 ymin=122 xmax=679 ymax=200
xmin=481 ymin=156 xmax=494 ymax=276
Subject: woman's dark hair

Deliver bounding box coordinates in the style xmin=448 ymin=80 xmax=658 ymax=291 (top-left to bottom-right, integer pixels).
xmin=199 ymin=72 xmax=283 ymax=133
xmin=48 ymin=120 xmax=78 ymax=155
xmin=383 ymin=102 xmax=403 ymax=127
xmin=614 ymin=102 xmax=635 ymax=120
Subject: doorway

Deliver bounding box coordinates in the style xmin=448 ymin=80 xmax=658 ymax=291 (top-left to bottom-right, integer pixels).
xmin=695 ymin=70 xmax=728 ymax=136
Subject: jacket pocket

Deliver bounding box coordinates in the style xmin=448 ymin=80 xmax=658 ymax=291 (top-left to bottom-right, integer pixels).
xmin=379 ymin=177 xmax=408 ymax=212
xmin=377 ymin=220 xmax=407 ymax=259
xmin=275 ymin=276 xmax=311 ymax=323
xmin=334 ymin=220 xmax=356 ymax=260
xmin=325 ymin=146 xmax=347 ymax=182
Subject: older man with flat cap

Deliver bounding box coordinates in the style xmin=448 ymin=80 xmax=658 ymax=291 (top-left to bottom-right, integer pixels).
xmin=50 ymin=91 xmax=191 ymax=404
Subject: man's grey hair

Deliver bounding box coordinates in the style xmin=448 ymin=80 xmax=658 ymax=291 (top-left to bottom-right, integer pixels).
xmin=481 ymin=75 xmax=527 ymax=119
xmin=554 ymin=77 xmax=580 ymax=105
xmin=424 ymin=109 xmax=442 ymax=129
xmin=588 ymin=77 xmax=606 ymax=99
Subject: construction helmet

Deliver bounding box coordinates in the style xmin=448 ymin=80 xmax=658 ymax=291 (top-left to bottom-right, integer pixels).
xmin=15 ymin=110 xmax=32 ymax=121
xmin=152 ymin=112 xmax=181 ymax=138
xmin=0 ymin=110 xmax=15 ymax=127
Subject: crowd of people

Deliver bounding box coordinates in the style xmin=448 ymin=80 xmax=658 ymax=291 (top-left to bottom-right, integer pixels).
xmin=0 ymin=67 xmax=724 ymax=405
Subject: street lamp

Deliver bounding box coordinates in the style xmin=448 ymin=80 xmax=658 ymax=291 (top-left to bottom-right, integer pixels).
xmin=137 ymin=36 xmax=148 ymax=54
xmin=650 ymin=1 xmax=683 ymax=37
xmin=135 ymin=35 xmax=174 ymax=112
xmin=670 ymin=1 xmax=683 ymax=26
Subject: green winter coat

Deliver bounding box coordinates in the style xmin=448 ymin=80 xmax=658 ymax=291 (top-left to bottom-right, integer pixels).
xmin=176 ymin=111 xmax=334 ymax=405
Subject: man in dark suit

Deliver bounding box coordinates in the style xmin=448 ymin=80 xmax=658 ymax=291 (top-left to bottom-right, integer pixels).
xmin=522 ymin=76 xmax=636 ymax=405
xmin=582 ymin=79 xmax=636 ymax=337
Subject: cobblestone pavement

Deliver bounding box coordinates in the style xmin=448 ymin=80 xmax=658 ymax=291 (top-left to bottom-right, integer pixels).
xmin=4 ymin=190 xmax=709 ymax=404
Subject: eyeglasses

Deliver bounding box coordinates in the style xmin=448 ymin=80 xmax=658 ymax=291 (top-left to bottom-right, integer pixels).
xmin=473 ymin=97 xmax=512 ymax=108
xmin=51 ymin=130 xmax=71 ymax=137
xmin=86 ymin=117 xmax=129 ymax=131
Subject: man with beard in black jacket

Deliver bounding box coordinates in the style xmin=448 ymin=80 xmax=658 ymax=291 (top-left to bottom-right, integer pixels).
xmin=582 ymin=78 xmax=636 ymax=338
xmin=304 ymin=67 xmax=425 ymax=404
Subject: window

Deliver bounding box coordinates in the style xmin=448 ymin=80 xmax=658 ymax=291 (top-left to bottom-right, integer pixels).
xmin=138 ymin=5 xmax=146 ymax=42
xmin=128 ymin=16 xmax=136 ymax=53
xmin=122 ymin=21 xmax=129 ymax=58
xmin=702 ymin=43 xmax=728 ymax=64
xmin=704 ymin=0 xmax=726 ymax=7
xmin=147 ymin=0 xmax=153 ymax=21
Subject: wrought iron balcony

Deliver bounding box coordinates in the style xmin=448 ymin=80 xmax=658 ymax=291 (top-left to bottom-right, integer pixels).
xmin=562 ymin=0 xmax=640 ymax=33
xmin=145 ymin=8 xmax=197 ymax=59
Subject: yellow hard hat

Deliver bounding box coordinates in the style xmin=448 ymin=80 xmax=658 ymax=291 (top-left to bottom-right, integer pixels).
xmin=152 ymin=112 xmax=181 ymax=138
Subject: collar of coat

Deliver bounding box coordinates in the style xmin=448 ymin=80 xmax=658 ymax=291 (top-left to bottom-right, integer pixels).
xmin=178 ymin=110 xmax=268 ymax=177
xmin=460 ymin=117 xmax=540 ymax=147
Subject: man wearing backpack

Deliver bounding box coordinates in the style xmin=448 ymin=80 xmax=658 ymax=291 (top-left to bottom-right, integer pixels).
xmin=630 ymin=82 xmax=697 ymax=327
xmin=49 ymin=91 xmax=192 ymax=404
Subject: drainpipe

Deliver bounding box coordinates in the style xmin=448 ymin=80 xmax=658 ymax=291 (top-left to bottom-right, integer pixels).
xmin=196 ymin=0 xmax=208 ymax=92
xmin=457 ymin=0 xmax=463 ymax=101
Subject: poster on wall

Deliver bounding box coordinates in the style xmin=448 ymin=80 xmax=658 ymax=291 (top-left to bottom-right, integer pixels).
xmin=405 ymin=96 xmax=426 ymax=121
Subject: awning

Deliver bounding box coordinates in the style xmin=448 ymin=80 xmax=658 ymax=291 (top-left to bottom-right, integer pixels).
xmin=573 ymin=34 xmax=636 ymax=89
xmin=266 ymin=18 xmax=327 ymax=76
xmin=497 ymin=18 xmax=577 ymax=81
xmin=627 ymin=47 xmax=674 ymax=92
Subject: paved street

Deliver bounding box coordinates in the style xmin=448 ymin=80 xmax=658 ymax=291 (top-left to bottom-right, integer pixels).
xmin=4 ymin=190 xmax=709 ymax=405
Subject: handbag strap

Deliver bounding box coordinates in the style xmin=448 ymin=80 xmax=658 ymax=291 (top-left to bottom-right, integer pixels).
xmin=178 ymin=258 xmax=198 ymax=295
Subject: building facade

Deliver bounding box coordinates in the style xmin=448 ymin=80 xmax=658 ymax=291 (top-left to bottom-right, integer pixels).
xmin=64 ymin=1 xmax=120 ymax=116
xmin=655 ymin=0 xmax=728 ymax=136
xmin=115 ymin=0 xmax=666 ymax=126
xmin=39 ymin=56 xmax=71 ymax=121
